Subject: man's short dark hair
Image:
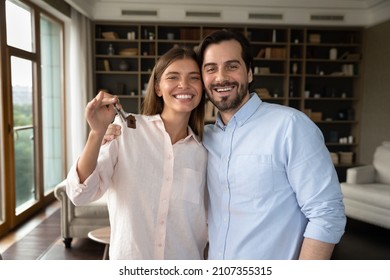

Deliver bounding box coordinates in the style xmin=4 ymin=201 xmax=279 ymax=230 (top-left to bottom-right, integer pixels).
xmin=197 ymin=29 xmax=254 ymax=80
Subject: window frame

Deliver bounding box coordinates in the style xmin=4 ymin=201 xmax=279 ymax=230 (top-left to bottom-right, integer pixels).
xmin=0 ymin=0 xmax=66 ymax=237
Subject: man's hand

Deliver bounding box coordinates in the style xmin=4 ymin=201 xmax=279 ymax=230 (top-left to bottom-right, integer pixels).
xmin=102 ymin=123 xmax=122 ymax=145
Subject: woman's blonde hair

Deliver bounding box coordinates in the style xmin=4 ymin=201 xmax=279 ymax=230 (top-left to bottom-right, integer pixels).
xmin=142 ymin=46 xmax=205 ymax=139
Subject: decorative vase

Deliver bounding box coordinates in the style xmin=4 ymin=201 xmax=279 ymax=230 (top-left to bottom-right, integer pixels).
xmin=292 ymin=63 xmax=298 ymax=74
xmin=272 ymin=29 xmax=276 ymax=42
xmin=107 ymin=43 xmax=114 ymax=55
xmin=119 ymin=60 xmax=128 ymax=71
xmin=329 ymin=48 xmax=338 ymax=60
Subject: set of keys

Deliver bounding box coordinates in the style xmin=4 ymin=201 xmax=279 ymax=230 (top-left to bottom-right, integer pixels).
xmin=113 ymin=103 xmax=136 ymax=129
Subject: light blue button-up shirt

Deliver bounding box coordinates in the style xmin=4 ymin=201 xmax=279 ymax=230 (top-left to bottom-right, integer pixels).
xmin=203 ymin=93 xmax=346 ymax=260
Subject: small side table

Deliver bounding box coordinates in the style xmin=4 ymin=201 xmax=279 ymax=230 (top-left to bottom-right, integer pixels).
xmin=88 ymin=226 xmax=111 ymax=260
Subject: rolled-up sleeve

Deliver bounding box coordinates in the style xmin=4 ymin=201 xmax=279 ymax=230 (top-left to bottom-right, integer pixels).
xmin=66 ymin=140 xmax=118 ymax=205
xmin=287 ymin=113 xmax=346 ymax=244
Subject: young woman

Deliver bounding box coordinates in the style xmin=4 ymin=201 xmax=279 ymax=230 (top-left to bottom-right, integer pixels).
xmin=66 ymin=47 xmax=208 ymax=259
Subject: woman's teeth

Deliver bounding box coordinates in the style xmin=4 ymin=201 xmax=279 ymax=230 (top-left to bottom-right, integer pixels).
xmin=175 ymin=94 xmax=193 ymax=99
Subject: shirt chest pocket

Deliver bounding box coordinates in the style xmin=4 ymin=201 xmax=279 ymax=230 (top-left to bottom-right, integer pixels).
xmin=174 ymin=168 xmax=204 ymax=205
xmin=230 ymin=154 xmax=274 ymax=198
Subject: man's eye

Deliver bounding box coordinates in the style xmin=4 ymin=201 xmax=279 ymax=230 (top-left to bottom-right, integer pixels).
xmin=227 ymin=64 xmax=238 ymax=70
xmin=205 ymin=67 xmax=216 ymax=73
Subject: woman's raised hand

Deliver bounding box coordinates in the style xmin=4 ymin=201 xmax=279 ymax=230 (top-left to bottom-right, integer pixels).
xmin=85 ymin=91 xmax=118 ymax=136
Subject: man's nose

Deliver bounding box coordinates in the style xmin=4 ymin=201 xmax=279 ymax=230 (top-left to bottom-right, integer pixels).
xmin=215 ymin=68 xmax=228 ymax=83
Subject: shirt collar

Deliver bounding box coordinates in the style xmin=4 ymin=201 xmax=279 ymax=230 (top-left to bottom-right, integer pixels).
xmin=145 ymin=114 xmax=202 ymax=145
xmin=187 ymin=126 xmax=202 ymax=145
xmin=215 ymin=92 xmax=262 ymax=130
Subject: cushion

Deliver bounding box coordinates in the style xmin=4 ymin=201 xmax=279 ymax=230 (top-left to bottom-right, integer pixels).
xmin=341 ymin=182 xmax=390 ymax=210
xmin=346 ymin=165 xmax=375 ymax=184
xmin=382 ymin=141 xmax=390 ymax=148
xmin=373 ymin=141 xmax=390 ymax=184
xmin=74 ymin=194 xmax=109 ymax=218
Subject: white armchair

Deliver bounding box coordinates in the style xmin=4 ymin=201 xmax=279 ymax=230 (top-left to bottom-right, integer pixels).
xmin=341 ymin=141 xmax=390 ymax=229
xmin=54 ymin=180 xmax=110 ymax=248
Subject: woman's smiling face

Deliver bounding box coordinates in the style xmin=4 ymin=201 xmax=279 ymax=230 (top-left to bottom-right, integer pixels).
xmin=156 ymin=58 xmax=203 ymax=115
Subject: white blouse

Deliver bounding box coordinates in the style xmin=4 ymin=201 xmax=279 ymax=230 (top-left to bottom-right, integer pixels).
xmin=66 ymin=114 xmax=208 ymax=259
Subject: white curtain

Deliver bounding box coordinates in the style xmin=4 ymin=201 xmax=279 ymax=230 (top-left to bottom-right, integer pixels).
xmin=67 ymin=7 xmax=93 ymax=167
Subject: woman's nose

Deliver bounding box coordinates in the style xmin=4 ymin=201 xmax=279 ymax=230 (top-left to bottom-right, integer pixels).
xmin=178 ymin=78 xmax=189 ymax=89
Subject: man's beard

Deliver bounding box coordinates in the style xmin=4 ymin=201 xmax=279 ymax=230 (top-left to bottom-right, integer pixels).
xmin=207 ymin=82 xmax=248 ymax=112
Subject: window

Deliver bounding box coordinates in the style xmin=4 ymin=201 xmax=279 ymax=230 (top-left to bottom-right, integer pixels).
xmin=40 ymin=15 xmax=64 ymax=194
xmin=11 ymin=56 xmax=35 ymax=210
xmin=5 ymin=0 xmax=33 ymax=52
xmin=0 ymin=0 xmax=65 ymax=235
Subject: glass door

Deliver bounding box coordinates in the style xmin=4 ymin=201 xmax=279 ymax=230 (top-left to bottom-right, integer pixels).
xmin=5 ymin=0 xmax=39 ymax=220
xmin=40 ymin=14 xmax=65 ymax=194
xmin=11 ymin=56 xmax=36 ymax=212
xmin=0 ymin=0 xmax=66 ymax=234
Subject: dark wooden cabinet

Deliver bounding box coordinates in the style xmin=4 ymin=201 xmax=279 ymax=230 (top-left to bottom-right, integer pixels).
xmin=92 ymin=22 xmax=363 ymax=171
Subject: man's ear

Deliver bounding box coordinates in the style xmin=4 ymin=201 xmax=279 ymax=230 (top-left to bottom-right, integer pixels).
xmin=248 ymin=67 xmax=253 ymax=84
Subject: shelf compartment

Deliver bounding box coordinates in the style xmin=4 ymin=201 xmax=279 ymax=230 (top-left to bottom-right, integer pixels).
xmin=96 ymin=73 xmax=139 ymax=96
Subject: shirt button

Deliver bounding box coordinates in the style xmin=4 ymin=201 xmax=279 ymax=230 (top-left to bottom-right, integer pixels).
xmin=160 ymin=220 xmax=165 ymax=225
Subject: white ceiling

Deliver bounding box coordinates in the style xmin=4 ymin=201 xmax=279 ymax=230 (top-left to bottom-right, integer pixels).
xmin=66 ymin=0 xmax=390 ymax=27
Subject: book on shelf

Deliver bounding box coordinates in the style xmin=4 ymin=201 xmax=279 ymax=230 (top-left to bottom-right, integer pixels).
xmin=346 ymin=53 xmax=361 ymax=60
xmin=179 ymin=28 xmax=200 ymax=40
xmin=103 ymin=59 xmax=110 ymax=71
xmin=339 ymin=51 xmax=361 ymax=60
xmin=271 ymin=48 xmax=286 ymax=59
xmin=338 ymin=51 xmax=349 ymax=60
xmin=257 ymin=48 xmax=265 ymax=58
xmin=258 ymin=47 xmax=286 ymax=59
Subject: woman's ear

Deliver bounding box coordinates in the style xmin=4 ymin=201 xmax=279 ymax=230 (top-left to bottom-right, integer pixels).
xmin=155 ymin=84 xmax=162 ymax=97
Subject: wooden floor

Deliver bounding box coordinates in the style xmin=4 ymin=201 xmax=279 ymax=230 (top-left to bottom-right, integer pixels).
xmin=0 ymin=201 xmax=104 ymax=260
xmin=0 ymin=201 xmax=60 ymax=256
xmin=1 ymin=201 xmax=390 ymax=260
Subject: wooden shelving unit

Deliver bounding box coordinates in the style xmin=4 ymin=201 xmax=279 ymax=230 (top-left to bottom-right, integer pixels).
xmin=92 ymin=22 xmax=363 ymax=175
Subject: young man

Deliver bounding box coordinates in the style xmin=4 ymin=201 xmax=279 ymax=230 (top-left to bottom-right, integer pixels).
xmin=198 ymin=29 xmax=346 ymax=260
